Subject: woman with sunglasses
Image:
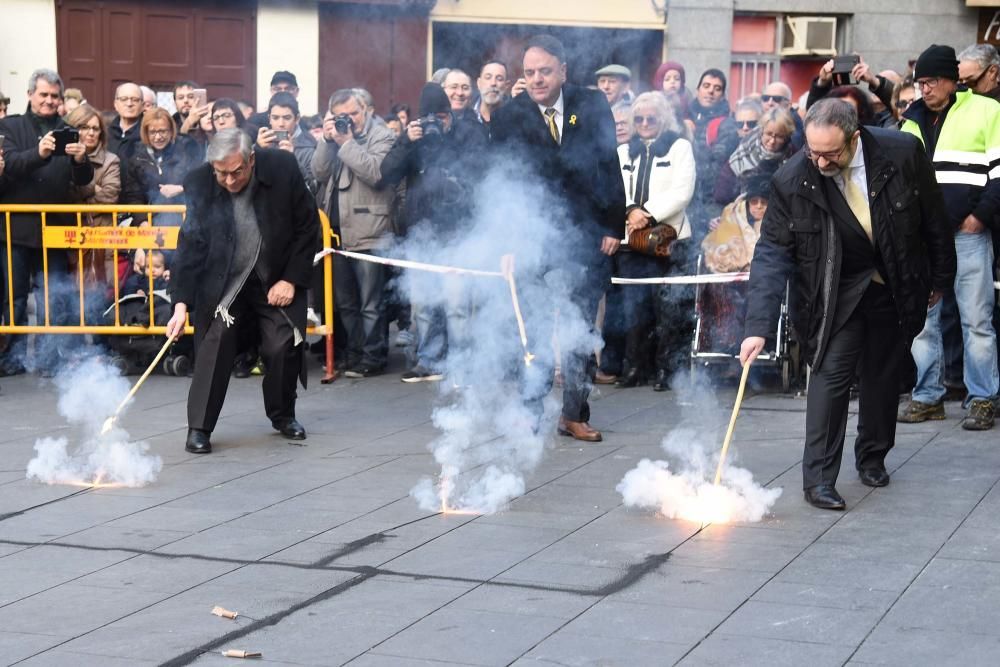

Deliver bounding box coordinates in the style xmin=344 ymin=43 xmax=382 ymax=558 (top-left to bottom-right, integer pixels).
xmin=891 ymin=76 xmax=916 ymax=124
xmin=733 ymin=98 xmax=763 ymax=140
xmin=714 ymin=106 xmax=796 ymax=205
xmin=597 ymin=92 xmax=696 ymax=391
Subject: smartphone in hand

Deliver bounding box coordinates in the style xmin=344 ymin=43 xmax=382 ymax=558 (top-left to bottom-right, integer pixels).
xmin=273 ymin=130 xmax=289 ymax=142
xmin=51 ymin=127 xmax=80 ymax=156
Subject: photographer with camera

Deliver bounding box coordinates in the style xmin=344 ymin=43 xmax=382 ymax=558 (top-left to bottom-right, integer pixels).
xmin=0 ymin=68 xmax=94 ymax=377
xmin=257 ymin=92 xmax=317 ymax=195
xmin=808 ymin=55 xmax=896 ymax=128
xmin=379 ymin=82 xmax=488 ymax=383
xmin=312 ymin=88 xmax=396 ymax=378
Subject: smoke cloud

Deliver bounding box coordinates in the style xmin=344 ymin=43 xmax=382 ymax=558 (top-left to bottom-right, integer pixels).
xmin=617 ymin=424 xmax=781 ymax=524
xmin=400 ymin=160 xmax=599 ymax=514
xmin=26 ymin=356 xmax=162 ymax=487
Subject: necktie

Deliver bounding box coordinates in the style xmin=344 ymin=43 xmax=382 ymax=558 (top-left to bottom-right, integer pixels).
xmin=544 ymin=107 xmax=560 ymax=144
xmin=842 ymin=167 xmax=884 ymax=284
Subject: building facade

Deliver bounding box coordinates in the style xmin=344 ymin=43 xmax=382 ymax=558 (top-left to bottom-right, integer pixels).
xmin=0 ymin=0 xmax=994 ymax=117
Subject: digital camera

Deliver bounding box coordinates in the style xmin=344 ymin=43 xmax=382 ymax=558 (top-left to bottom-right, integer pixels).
xmin=418 ymin=114 xmax=444 ymax=137
xmin=333 ymin=113 xmax=354 ymax=134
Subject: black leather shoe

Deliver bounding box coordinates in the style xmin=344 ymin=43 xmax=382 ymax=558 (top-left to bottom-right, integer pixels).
xmin=185 ymin=428 xmax=212 ymax=454
xmin=804 ymin=485 xmax=846 ymax=510
xmin=616 ymin=367 xmax=644 ymax=388
xmin=652 ymin=370 xmax=669 ymax=392
xmin=272 ymin=418 xmax=306 ymax=440
xmin=858 ymin=468 xmax=890 ymax=487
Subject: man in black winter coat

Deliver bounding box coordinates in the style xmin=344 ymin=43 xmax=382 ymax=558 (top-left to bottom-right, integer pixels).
xmin=0 ymin=68 xmax=94 ymax=376
xmin=379 ymin=82 xmax=487 ymax=382
xmin=166 ymin=129 xmax=318 ymax=454
xmin=741 ymin=99 xmax=955 ymax=510
xmin=490 ymin=35 xmax=626 ymax=442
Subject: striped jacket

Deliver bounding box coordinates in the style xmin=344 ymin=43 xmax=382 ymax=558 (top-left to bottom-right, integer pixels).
xmin=901 ymin=88 xmax=1000 ymax=231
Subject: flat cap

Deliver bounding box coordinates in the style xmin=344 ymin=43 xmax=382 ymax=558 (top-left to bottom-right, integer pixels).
xmin=595 ymin=64 xmax=631 ymax=80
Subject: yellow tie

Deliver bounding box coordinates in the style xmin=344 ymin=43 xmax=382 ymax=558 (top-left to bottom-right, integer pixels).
xmin=842 ymin=167 xmax=884 ymax=284
xmin=544 ymin=107 xmax=560 ymax=144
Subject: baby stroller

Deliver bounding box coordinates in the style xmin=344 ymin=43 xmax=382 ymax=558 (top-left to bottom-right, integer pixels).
xmin=103 ymin=290 xmax=192 ymax=376
xmin=690 ymin=253 xmax=797 ymax=391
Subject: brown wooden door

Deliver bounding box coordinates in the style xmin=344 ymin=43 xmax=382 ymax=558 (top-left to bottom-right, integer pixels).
xmin=319 ymin=3 xmax=430 ymax=115
xmin=57 ymin=0 xmax=256 ymax=110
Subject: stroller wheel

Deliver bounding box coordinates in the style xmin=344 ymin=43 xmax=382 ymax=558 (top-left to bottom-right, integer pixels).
xmin=110 ymin=356 xmax=129 ymax=376
xmin=162 ymin=358 xmax=175 ymax=376
xmin=171 ymin=355 xmax=192 ymax=377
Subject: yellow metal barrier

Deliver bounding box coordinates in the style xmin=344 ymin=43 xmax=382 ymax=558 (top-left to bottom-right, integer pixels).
xmin=0 ymin=204 xmax=337 ymax=381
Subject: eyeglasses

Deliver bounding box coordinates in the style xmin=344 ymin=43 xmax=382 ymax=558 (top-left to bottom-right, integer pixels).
xmin=761 ymin=94 xmax=787 ymax=103
xmin=633 ymin=115 xmax=660 ymax=126
xmin=738 ymin=119 xmax=758 ymax=129
xmin=213 ymin=163 xmax=250 ymax=181
xmin=79 ymin=125 xmax=101 ymax=134
xmin=762 ymin=131 xmax=788 ymax=142
xmin=212 ymin=111 xmax=235 ymax=122
xmin=805 ymin=141 xmax=851 ymax=163
xmin=148 ymin=129 xmax=170 ymax=137
xmin=895 ymin=98 xmax=914 ymax=110
xmin=915 ymin=78 xmax=941 ymax=90
xmin=116 ymin=96 xmax=141 ymax=104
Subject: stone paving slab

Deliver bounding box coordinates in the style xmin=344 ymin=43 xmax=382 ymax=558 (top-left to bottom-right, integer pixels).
xmin=1 ymin=351 xmax=1000 ymax=666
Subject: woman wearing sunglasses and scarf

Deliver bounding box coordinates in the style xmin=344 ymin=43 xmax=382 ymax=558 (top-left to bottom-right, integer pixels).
xmin=596 ymin=92 xmax=696 ymax=391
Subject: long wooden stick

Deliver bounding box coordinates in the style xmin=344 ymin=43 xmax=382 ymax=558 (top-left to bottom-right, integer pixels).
xmin=500 ymin=255 xmax=535 ymax=366
xmin=712 ymin=360 xmax=753 ymax=486
xmin=100 ymin=334 xmax=177 ymax=434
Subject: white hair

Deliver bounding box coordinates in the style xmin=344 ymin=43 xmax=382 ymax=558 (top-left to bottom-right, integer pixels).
xmin=207 ymin=128 xmax=253 ymax=163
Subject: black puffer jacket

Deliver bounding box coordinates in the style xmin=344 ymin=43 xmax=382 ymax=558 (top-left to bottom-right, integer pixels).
xmin=744 ymin=127 xmax=956 ymax=370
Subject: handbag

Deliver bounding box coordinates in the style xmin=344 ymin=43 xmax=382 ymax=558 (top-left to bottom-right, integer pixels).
xmin=628 ymin=223 xmax=678 ymax=257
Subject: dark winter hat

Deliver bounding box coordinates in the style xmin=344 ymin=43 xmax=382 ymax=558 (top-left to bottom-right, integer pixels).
xmin=914 ymin=45 xmax=959 ymax=81
xmin=418 ymin=82 xmax=450 ymax=116
xmin=745 ymin=175 xmax=771 ymax=200
xmin=270 ymin=70 xmax=298 ymax=87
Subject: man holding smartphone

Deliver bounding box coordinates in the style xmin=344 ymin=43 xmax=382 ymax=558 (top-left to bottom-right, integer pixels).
xmin=0 ymin=68 xmax=93 ymax=377
xmin=256 ymin=92 xmax=316 ymax=194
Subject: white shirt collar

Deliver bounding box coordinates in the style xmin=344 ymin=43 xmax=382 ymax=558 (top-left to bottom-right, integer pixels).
xmin=537 ymin=90 xmax=564 ymax=117
xmin=848 ymin=136 xmax=865 ymax=169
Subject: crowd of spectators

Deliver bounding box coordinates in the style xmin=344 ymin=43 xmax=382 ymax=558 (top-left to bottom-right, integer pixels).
xmin=0 ymin=41 xmax=998 ymax=431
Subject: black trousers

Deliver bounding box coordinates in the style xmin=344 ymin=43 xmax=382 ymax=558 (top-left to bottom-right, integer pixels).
xmin=522 ymin=254 xmax=610 ymax=423
xmin=803 ymin=282 xmax=903 ymax=489
xmin=188 ymin=275 xmax=304 ymax=433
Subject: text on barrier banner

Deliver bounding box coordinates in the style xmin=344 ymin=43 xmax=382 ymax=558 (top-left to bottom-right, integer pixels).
xmin=43 ymin=226 xmax=180 ymax=249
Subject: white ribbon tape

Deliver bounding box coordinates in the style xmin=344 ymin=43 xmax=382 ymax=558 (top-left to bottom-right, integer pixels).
xmin=315 ymin=248 xmax=750 ymax=286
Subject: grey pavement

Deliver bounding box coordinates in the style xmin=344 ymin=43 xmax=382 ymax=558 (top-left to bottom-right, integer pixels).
xmin=1 ymin=348 xmax=999 ymax=666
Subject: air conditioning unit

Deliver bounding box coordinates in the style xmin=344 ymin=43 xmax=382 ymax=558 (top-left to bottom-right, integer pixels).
xmin=781 ymin=16 xmax=837 ymax=56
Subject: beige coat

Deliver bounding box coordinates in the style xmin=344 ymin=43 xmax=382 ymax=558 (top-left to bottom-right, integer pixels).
xmin=74 ymin=147 xmax=122 ymax=226
xmin=312 ymin=116 xmax=396 ymax=251
xmin=72 ymin=147 xmax=122 ymax=286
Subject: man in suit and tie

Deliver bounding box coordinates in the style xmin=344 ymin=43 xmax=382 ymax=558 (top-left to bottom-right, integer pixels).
xmin=741 ymin=99 xmax=955 ymax=510
xmin=491 ymin=35 xmax=626 ymax=442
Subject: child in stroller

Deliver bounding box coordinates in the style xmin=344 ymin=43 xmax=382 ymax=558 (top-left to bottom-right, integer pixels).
xmin=105 ymin=250 xmax=192 ymax=375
